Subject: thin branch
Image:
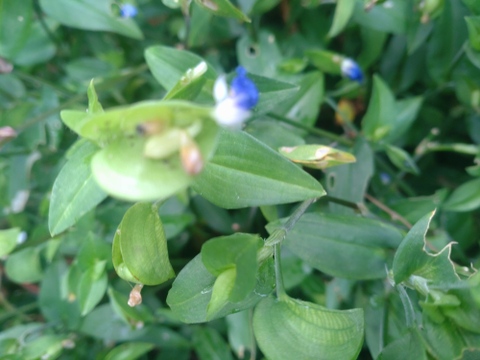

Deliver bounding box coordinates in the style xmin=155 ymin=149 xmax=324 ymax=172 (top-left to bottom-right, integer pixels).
xmin=267 ymin=112 xmax=353 ymax=146
xmin=365 ymin=193 xmax=412 ymax=229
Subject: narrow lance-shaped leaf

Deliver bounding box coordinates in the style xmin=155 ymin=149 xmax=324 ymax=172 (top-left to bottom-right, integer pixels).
xmin=48 ymin=140 xmax=107 ymax=236
xmin=327 ymin=0 xmax=356 ymax=38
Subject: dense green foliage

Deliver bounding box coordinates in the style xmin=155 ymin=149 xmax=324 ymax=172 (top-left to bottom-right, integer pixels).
xmin=1 ymin=0 xmax=480 ymax=359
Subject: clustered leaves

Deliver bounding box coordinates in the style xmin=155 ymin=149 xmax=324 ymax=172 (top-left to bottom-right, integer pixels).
xmin=1 ymin=0 xmax=480 ymax=359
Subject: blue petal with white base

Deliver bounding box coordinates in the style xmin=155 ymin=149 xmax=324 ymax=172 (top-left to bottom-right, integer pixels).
xmin=213 ymin=66 xmax=259 ymax=130
xmin=341 ymin=58 xmax=363 ymax=83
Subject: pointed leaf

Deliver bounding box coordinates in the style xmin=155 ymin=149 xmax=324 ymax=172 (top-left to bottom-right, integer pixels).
xmin=361 ymin=75 xmax=396 ymax=141
xmin=201 ymin=233 xmax=262 ymax=302
xmin=442 ymin=178 xmax=480 ymax=212
xmin=166 ymin=255 xmax=274 ymax=323
xmin=193 ymin=0 xmax=249 ymax=22
xmin=49 ymin=140 xmax=107 ymax=235
xmin=327 ymin=0 xmax=356 ymax=38
xmin=39 ymin=0 xmax=143 ymax=39
xmin=193 ymin=130 xmax=325 ymax=209
xmin=392 ymin=211 xmax=460 ymax=287
xmin=145 ymin=46 xmax=217 ymax=91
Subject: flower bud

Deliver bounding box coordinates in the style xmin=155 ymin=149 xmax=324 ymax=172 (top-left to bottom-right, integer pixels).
xmin=143 ymin=128 xmax=182 ymax=159
xmin=180 ymin=132 xmax=203 ymax=175
xmin=128 ymin=284 xmax=143 ymax=307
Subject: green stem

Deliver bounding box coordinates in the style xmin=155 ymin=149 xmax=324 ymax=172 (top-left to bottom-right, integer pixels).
xmin=263 ymin=198 xmax=316 ymax=300
xmin=267 ymin=112 xmax=352 ymax=146
xmin=0 ymin=299 xmax=37 ymax=323
xmin=422 ymin=142 xmax=479 ymax=155
xmin=17 ymin=93 xmax=85 ymax=132
xmin=274 ymin=242 xmax=287 ymax=300
xmin=396 ymin=284 xmax=416 ymax=329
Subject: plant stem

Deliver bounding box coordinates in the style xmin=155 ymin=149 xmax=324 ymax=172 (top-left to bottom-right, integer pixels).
xmin=267 ymin=112 xmax=352 ymax=146
xmin=364 ymin=193 xmax=412 ymax=229
xmin=274 ymin=242 xmax=287 ymax=300
xmin=264 ymin=198 xmax=316 ymax=300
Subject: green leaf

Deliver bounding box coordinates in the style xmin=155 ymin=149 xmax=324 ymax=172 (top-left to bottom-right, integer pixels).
xmin=325 ymin=138 xmax=374 ymax=214
xmin=48 ymin=140 xmax=107 ymax=236
xmin=327 ymin=0 xmax=356 ymax=38
xmin=426 ymin=0 xmax=469 ymax=83
xmin=5 ymin=247 xmax=43 ymax=283
xmin=237 ymin=31 xmax=283 ymax=77
xmin=384 ymin=144 xmax=420 ymax=175
xmin=20 ymin=335 xmax=65 ymax=360
xmin=145 ymin=46 xmax=217 ymax=92
xmin=112 ymin=203 xmax=175 ymax=286
xmin=253 ymin=296 xmax=364 ymax=360
xmin=87 ymin=80 xmax=103 ymax=114
xmin=248 ymin=74 xmax=300 ymax=115
xmin=193 ymin=0 xmax=250 ymax=22
xmin=378 ymin=329 xmax=428 ymax=360
xmin=352 ymin=0 xmax=406 ymax=34
xmin=166 ymin=254 xmax=274 ymax=323
xmin=271 ymin=71 xmax=324 ymax=128
xmin=39 ymin=0 xmax=143 ymax=39
xmin=226 ymin=310 xmax=255 ymax=359
xmin=442 ymin=178 xmax=480 ymax=212
xmin=207 ymin=268 xmax=237 ymax=319
xmin=362 ymin=75 xmax=396 ymax=141
xmin=465 ymin=16 xmax=480 ymax=51
xmin=193 ymin=130 xmax=325 ymax=209
xmin=392 ymin=211 xmax=460 ymax=287
xmin=77 ymin=262 xmax=108 ymax=316
xmin=385 ymin=96 xmax=423 ymax=144
xmin=0 ymin=228 xmax=20 ymax=257
xmin=164 ymin=62 xmax=208 ymax=101
xmin=193 ymin=327 xmax=234 ymax=360
xmin=39 ymin=261 xmax=82 ymax=328
xmin=202 ymin=233 xmax=262 ymax=303
xmin=266 ymin=212 xmax=403 ymax=280
xmin=104 ymin=342 xmax=155 ymax=360
xmin=0 ymin=0 xmax=33 ymax=61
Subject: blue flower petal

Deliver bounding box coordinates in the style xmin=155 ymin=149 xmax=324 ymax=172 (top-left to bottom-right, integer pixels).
xmin=120 ymin=4 xmax=138 ymax=18
xmin=230 ymin=66 xmax=259 ymax=110
xmin=341 ymin=58 xmax=363 ymax=83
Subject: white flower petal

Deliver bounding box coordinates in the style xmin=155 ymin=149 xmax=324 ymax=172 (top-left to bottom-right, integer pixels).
xmin=213 ymin=75 xmax=228 ymax=102
xmin=213 ymin=98 xmax=251 ymax=130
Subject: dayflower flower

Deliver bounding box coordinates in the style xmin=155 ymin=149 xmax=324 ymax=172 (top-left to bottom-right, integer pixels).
xmin=340 ymin=58 xmax=363 ymax=83
xmin=213 ymin=66 xmax=259 ymax=130
xmin=120 ymin=3 xmax=138 ymax=18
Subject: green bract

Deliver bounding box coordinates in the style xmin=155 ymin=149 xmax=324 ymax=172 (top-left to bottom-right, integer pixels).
xmin=61 ymin=100 xmax=219 ymax=201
